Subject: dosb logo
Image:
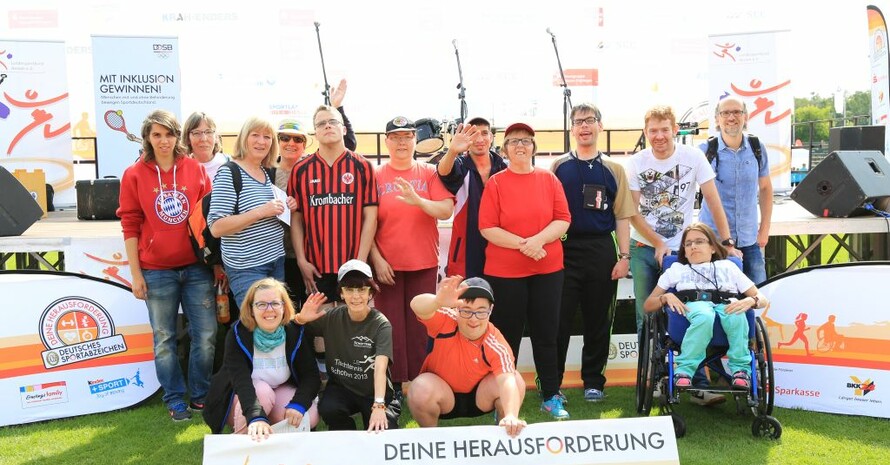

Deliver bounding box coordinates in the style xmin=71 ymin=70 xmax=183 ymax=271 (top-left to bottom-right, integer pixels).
xmin=847 ymin=376 xmax=876 ymax=396
xmin=39 ymin=297 xmax=128 ymax=369
xmin=153 ymin=43 xmax=173 ymax=59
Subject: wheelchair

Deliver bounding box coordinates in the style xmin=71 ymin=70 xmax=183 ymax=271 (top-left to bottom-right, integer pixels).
xmin=635 ymin=256 xmax=782 ymax=439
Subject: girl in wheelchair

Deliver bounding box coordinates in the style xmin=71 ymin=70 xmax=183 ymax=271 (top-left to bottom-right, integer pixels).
xmin=643 ymin=222 xmax=768 ymax=392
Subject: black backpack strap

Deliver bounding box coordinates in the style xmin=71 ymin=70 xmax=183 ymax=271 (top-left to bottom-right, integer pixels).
xmin=747 ymin=135 xmax=763 ymax=169
xmin=706 ymin=136 xmax=719 ymax=164
xmin=266 ymin=166 xmax=277 ymax=181
xmin=223 ymin=161 xmax=243 ymax=214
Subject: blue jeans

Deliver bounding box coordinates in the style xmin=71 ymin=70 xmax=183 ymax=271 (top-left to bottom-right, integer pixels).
xmin=226 ymin=256 xmax=285 ymax=309
xmin=630 ymin=242 xmax=662 ymax=333
xmin=143 ymin=264 xmax=217 ymax=407
xmin=739 ymin=244 xmax=767 ymax=285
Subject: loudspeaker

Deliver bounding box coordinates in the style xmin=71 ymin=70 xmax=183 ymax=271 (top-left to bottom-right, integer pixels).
xmin=828 ymin=125 xmax=885 ymax=154
xmin=791 ymin=151 xmax=890 ymax=217
xmin=0 ymin=165 xmax=44 ymax=236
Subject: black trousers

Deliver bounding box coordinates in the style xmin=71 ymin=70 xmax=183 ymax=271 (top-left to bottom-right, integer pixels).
xmin=556 ymin=235 xmax=618 ymax=391
xmin=318 ymin=382 xmax=400 ymax=431
xmin=486 ymin=270 xmax=563 ymax=398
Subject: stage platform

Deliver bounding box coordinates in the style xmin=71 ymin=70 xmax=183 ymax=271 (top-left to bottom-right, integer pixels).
xmin=1 ymin=200 xmax=889 ymax=276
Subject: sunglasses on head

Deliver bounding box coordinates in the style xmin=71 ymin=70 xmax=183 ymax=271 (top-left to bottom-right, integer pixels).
xmin=278 ymin=134 xmax=305 ymax=143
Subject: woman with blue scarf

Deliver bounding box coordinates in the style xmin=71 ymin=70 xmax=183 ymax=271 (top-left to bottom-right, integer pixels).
xmin=203 ymin=278 xmax=321 ymax=441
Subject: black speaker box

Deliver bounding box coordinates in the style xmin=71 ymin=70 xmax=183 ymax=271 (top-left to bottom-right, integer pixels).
xmin=791 ymin=151 xmax=890 ymax=217
xmin=0 ymin=165 xmax=44 ymax=236
xmin=76 ymin=178 xmax=121 ymax=220
xmin=828 ymin=125 xmax=885 ymax=154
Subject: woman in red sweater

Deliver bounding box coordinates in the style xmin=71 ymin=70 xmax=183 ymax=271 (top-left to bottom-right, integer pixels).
xmin=478 ymin=122 xmax=571 ymax=420
xmin=118 ymin=109 xmax=217 ymax=422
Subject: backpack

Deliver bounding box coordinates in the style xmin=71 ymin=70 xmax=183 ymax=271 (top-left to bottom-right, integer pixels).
xmin=705 ymin=134 xmax=763 ymax=172
xmin=697 ymin=135 xmax=763 ymax=207
xmin=188 ymin=161 xmax=274 ymax=266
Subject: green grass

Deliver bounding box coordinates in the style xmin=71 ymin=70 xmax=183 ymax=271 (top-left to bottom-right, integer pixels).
xmin=2 ymin=387 xmax=888 ymax=465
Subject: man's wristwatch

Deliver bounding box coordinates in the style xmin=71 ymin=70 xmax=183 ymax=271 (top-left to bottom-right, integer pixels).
xmin=618 ymin=252 xmax=630 ymax=260
xmin=721 ymin=238 xmax=736 ymax=248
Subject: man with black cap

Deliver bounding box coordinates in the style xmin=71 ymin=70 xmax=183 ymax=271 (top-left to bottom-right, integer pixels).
xmin=407 ymin=275 xmax=527 ymax=437
xmin=436 ymin=117 xmax=508 ymax=278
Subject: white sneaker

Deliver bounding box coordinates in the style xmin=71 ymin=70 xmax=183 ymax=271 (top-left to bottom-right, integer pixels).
xmin=689 ymin=390 xmax=726 ymax=406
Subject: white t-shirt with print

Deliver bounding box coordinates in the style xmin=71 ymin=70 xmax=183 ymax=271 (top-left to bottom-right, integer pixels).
xmin=627 ymin=144 xmax=715 ymax=251
xmin=657 ymin=259 xmax=755 ymax=294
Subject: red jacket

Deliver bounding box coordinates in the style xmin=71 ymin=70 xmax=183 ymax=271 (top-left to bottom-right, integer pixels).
xmin=117 ymin=156 xmax=211 ymax=269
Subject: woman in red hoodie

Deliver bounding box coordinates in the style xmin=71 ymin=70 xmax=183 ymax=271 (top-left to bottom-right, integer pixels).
xmin=118 ymin=109 xmax=217 ymax=422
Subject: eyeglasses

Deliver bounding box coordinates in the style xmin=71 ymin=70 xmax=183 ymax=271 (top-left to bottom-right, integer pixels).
xmin=718 ymin=110 xmax=744 ymax=118
xmin=278 ymin=135 xmax=306 ymax=143
xmin=253 ymin=300 xmax=284 ymax=311
xmin=504 ymin=138 xmax=534 ymax=147
xmin=572 ymin=117 xmax=599 ymax=127
xmin=387 ymin=134 xmax=415 ymax=143
xmin=314 ymin=119 xmax=343 ymax=129
xmin=341 ymin=286 xmax=371 ymax=295
xmin=683 ymin=239 xmax=710 ymax=248
xmin=189 ymin=129 xmax=215 ymax=138
xmin=457 ymin=309 xmax=492 ymax=320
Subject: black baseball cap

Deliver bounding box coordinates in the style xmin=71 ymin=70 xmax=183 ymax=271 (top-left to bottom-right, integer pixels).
xmin=385 ymin=116 xmax=416 ymax=134
xmin=459 ymin=277 xmax=495 ymax=303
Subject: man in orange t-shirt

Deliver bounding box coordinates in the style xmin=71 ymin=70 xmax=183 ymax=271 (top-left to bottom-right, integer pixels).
xmin=407 ymin=276 xmax=527 ymax=438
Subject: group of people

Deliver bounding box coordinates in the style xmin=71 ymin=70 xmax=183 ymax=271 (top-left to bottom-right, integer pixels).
xmin=116 ymin=92 xmax=774 ymax=438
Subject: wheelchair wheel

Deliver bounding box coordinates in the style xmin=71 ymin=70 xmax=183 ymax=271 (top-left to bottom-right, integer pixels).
xmin=754 ymin=317 xmax=775 ymax=415
xmin=636 ymin=313 xmax=656 ymax=415
xmin=751 ymin=415 xmax=782 ymax=439
xmin=671 ymin=412 xmax=687 ymax=438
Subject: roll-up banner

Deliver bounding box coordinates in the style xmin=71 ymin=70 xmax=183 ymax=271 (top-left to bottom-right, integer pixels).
xmin=708 ymin=30 xmax=793 ymax=190
xmin=868 ymin=5 xmax=890 ymax=157
xmin=0 ymin=38 xmax=75 ymax=206
xmin=0 ymin=271 xmax=158 ymax=426
xmin=91 ymin=35 xmax=180 ymax=179
xmin=759 ymin=262 xmax=890 ymax=418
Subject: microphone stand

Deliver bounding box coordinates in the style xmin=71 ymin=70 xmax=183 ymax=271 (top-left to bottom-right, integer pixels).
xmin=547 ymin=28 xmax=572 ymax=152
xmin=453 ymin=40 xmax=468 ymax=124
xmin=314 ymin=22 xmax=331 ymax=105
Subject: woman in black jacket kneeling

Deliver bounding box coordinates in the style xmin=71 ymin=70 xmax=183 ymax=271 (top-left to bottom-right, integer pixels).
xmin=204 ymin=278 xmax=320 ymax=441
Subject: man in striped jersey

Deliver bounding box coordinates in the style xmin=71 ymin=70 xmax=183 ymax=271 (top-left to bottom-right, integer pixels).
xmin=288 ymin=105 xmax=378 ymax=306
xmin=407 ymin=276 xmax=527 ymax=437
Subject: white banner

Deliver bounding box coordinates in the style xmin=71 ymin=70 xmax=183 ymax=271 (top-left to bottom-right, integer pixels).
xmin=91 ymin=35 xmax=180 ymax=179
xmin=65 ymin=236 xmax=132 ymax=288
xmin=203 ymin=417 xmax=679 ymax=465
xmin=0 ymin=38 xmax=75 ymax=205
xmin=867 ymin=5 xmax=890 ymax=156
xmin=760 ymin=263 xmax=890 ymax=418
xmin=708 ymin=30 xmax=793 ymax=190
xmin=0 ymin=271 xmax=158 ymax=426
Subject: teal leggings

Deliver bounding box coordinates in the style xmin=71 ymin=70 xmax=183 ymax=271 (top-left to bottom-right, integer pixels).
xmin=675 ymin=301 xmax=751 ymax=378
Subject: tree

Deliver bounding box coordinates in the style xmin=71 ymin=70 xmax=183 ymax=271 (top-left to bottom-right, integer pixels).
xmin=845 ymin=90 xmax=871 ymax=120
xmin=793 ymin=105 xmax=831 ymax=144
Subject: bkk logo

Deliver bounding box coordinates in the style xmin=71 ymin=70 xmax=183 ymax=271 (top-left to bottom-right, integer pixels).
xmin=39 ymin=296 xmax=128 ymax=369
xmin=847 ymin=376 xmax=876 ymax=396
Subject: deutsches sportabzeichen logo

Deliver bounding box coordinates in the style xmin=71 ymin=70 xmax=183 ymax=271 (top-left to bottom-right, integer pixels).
xmin=39 ymin=297 xmax=127 ymax=369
